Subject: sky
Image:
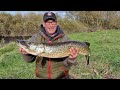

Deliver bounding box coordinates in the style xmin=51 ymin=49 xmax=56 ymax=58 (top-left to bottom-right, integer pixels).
xmin=0 ymin=11 xmax=66 ymax=17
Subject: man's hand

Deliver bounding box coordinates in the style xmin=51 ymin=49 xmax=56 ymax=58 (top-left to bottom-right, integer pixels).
xmin=69 ymin=47 xmax=79 ymax=60
xmin=19 ymin=48 xmax=28 ymax=54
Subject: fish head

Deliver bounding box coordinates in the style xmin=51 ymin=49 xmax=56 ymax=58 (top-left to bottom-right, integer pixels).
xmin=16 ymin=40 xmax=44 ymax=55
xmin=16 ymin=40 xmax=37 ymax=50
xmin=16 ymin=40 xmax=30 ymax=49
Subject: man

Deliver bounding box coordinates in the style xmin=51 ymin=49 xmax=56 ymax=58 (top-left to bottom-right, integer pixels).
xmin=19 ymin=11 xmax=79 ymax=79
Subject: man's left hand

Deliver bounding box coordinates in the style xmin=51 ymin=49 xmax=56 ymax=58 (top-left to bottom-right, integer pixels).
xmin=69 ymin=47 xmax=79 ymax=60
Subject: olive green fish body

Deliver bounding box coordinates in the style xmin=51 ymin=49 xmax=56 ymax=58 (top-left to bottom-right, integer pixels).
xmin=37 ymin=41 xmax=90 ymax=58
xmin=16 ymin=40 xmax=91 ymax=65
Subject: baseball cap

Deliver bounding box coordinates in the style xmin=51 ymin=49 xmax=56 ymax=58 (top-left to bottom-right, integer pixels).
xmin=43 ymin=12 xmax=57 ymax=22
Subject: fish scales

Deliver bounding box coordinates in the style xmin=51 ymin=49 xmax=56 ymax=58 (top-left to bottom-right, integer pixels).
xmin=16 ymin=40 xmax=91 ymax=65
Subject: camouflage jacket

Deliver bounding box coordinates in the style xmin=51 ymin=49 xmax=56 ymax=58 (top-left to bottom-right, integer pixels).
xmin=21 ymin=25 xmax=77 ymax=79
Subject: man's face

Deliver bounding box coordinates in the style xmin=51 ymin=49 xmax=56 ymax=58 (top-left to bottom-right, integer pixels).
xmin=44 ymin=19 xmax=57 ymax=35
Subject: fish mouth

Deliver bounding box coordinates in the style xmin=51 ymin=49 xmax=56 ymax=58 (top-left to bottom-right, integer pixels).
xmin=16 ymin=40 xmax=20 ymax=44
xmin=16 ymin=40 xmax=21 ymax=46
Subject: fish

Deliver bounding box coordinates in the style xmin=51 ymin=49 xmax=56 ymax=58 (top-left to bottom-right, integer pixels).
xmin=16 ymin=40 xmax=91 ymax=65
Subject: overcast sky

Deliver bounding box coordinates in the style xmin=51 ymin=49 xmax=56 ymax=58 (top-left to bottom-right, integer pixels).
xmin=0 ymin=11 xmax=66 ymax=17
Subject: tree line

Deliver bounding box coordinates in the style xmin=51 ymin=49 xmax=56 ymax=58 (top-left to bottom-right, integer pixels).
xmin=0 ymin=11 xmax=120 ymax=36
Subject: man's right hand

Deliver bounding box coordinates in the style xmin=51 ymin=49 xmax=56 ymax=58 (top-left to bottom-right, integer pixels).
xmin=19 ymin=48 xmax=28 ymax=54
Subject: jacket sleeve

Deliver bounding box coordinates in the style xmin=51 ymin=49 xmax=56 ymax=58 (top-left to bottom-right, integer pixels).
xmin=21 ymin=34 xmax=38 ymax=63
xmin=21 ymin=54 xmax=36 ymax=63
xmin=62 ymin=34 xmax=70 ymax=42
xmin=63 ymin=57 xmax=78 ymax=67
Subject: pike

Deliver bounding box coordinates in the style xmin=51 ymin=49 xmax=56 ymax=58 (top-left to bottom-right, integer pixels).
xmin=16 ymin=40 xmax=91 ymax=65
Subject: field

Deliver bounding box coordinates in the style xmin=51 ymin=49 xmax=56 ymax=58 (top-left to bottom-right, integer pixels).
xmin=0 ymin=30 xmax=120 ymax=79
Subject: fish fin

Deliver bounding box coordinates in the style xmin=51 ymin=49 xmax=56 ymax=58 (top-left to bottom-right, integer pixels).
xmin=85 ymin=55 xmax=90 ymax=65
xmin=84 ymin=42 xmax=90 ymax=47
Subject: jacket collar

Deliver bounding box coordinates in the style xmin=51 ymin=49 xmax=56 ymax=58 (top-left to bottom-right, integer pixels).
xmin=40 ymin=24 xmax=64 ymax=42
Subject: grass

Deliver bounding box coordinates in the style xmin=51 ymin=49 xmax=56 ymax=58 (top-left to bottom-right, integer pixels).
xmin=69 ymin=30 xmax=120 ymax=79
xmin=0 ymin=30 xmax=120 ymax=79
xmin=0 ymin=42 xmax=35 ymax=79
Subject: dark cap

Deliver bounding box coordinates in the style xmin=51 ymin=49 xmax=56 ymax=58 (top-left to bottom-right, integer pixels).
xmin=43 ymin=12 xmax=57 ymax=22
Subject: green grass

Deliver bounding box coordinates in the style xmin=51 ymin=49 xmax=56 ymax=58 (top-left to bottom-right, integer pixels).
xmin=0 ymin=42 xmax=35 ymax=79
xmin=69 ymin=30 xmax=120 ymax=79
xmin=0 ymin=30 xmax=120 ymax=79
